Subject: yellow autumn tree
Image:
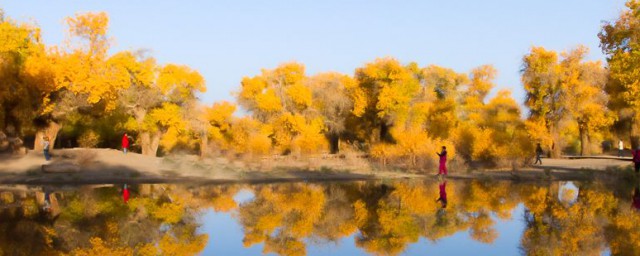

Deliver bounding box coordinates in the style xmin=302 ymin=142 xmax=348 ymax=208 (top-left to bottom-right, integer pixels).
xmin=560 ymin=46 xmax=614 ymax=155
xmin=599 ymin=0 xmax=640 ymax=143
xmin=0 ymin=15 xmax=50 ymax=142
xmin=237 ymin=63 xmax=328 ymax=155
xmin=204 ymin=101 xmax=236 ymax=153
xmin=308 ymin=72 xmax=357 ymax=153
xmin=353 ymin=58 xmax=421 ymax=144
xmin=522 ymin=47 xmax=565 ymax=158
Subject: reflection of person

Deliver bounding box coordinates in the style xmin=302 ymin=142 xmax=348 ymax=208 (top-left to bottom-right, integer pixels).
xmin=618 ymin=140 xmax=624 ymax=157
xmin=633 ymin=186 xmax=640 ymax=211
xmin=436 ymin=146 xmax=448 ymax=175
xmin=436 ymin=180 xmax=447 ymax=209
xmin=632 ymin=146 xmax=640 ymax=173
xmin=42 ymin=136 xmax=51 ymax=161
xmin=43 ymin=190 xmax=52 ymax=212
xmin=122 ymin=133 xmax=129 ymax=154
xmin=123 ymin=184 xmax=130 ymax=203
xmin=534 ymin=143 xmax=543 ymax=165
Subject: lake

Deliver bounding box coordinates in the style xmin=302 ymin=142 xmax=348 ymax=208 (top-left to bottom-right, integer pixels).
xmin=0 ymin=178 xmax=638 ymax=255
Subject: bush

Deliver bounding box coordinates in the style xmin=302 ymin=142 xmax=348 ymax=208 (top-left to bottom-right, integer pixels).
xmin=78 ymin=130 xmax=101 ymax=148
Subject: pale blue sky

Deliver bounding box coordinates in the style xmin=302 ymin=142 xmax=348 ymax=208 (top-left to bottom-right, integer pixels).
xmin=2 ymin=1 xmax=628 ymax=108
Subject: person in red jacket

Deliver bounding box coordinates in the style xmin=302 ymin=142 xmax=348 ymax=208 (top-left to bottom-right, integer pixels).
xmin=437 ymin=146 xmax=448 ymax=175
xmin=122 ymin=184 xmax=130 ymax=204
xmin=122 ymin=133 xmax=129 ymax=154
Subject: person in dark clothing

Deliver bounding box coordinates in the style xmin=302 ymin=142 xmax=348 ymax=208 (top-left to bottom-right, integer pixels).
xmin=436 ymin=146 xmax=448 ymax=175
xmin=632 ymin=147 xmax=640 ymax=173
xmin=42 ymin=136 xmax=51 ymax=161
xmin=534 ymin=143 xmax=543 ymax=165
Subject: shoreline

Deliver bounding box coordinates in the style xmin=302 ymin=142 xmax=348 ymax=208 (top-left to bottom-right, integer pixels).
xmin=0 ymin=148 xmax=636 ymax=185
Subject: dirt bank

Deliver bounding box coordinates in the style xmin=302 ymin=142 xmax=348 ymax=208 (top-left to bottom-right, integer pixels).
xmin=0 ymin=148 xmax=635 ymax=185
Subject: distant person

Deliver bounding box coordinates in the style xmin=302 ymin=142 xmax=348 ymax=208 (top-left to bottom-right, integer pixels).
xmin=436 ymin=146 xmax=447 ymax=175
xmin=436 ymin=180 xmax=447 ymax=209
xmin=619 ymin=139 xmax=624 ymax=157
xmin=633 ymin=146 xmax=640 ymax=173
xmin=42 ymin=136 xmax=51 ymax=161
xmin=534 ymin=143 xmax=543 ymax=165
xmin=122 ymin=133 xmax=129 ymax=154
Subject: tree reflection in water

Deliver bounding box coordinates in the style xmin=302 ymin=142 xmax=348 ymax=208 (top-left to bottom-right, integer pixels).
xmin=0 ymin=179 xmax=638 ymax=255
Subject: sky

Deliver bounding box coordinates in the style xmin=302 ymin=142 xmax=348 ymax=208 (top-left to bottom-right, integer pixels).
xmin=1 ymin=0 xmax=629 ymax=108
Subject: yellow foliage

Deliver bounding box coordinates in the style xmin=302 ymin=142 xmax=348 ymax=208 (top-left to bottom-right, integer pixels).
xmin=230 ymin=117 xmax=272 ymax=155
xmin=66 ymin=12 xmax=109 ymax=55
xmin=286 ymin=83 xmax=313 ymax=108
xmin=157 ymin=233 xmax=208 ymax=256
xmin=212 ymin=195 xmax=238 ymax=212
xmin=255 ymin=88 xmax=283 ymax=113
xmin=370 ymin=143 xmax=400 ymax=166
xmin=70 ymin=237 xmax=133 ymax=256
xmin=291 ymin=117 xmax=327 ymax=154
xmin=355 ymin=57 xmax=420 ymax=121
xmin=158 ymin=64 xmax=206 ymax=99
xmin=145 ymin=103 xmax=188 ymax=151
xmin=353 ymin=200 xmax=369 ymax=227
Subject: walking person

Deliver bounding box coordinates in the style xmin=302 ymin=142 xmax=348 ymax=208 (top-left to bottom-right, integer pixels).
xmin=619 ymin=139 xmax=624 ymax=157
xmin=534 ymin=143 xmax=543 ymax=165
xmin=436 ymin=146 xmax=448 ymax=176
xmin=633 ymin=146 xmax=640 ymax=173
xmin=122 ymin=133 xmax=129 ymax=154
xmin=42 ymin=136 xmax=51 ymax=161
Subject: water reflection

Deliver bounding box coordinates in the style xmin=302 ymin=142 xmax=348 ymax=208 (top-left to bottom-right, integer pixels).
xmin=436 ymin=180 xmax=447 ymax=209
xmin=633 ymin=185 xmax=640 ymax=211
xmin=0 ymin=179 xmax=638 ymax=255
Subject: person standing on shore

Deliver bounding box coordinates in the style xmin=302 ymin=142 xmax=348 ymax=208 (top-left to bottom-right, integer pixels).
xmin=618 ymin=139 xmax=624 ymax=157
xmin=633 ymin=146 xmax=640 ymax=173
xmin=122 ymin=133 xmax=129 ymax=154
xmin=42 ymin=136 xmax=51 ymax=161
xmin=436 ymin=146 xmax=447 ymax=175
xmin=535 ymin=143 xmax=543 ymax=165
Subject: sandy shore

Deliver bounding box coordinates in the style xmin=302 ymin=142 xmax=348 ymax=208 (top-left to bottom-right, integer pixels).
xmin=0 ymin=148 xmax=635 ymax=185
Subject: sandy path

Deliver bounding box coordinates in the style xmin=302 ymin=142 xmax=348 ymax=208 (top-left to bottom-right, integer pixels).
xmin=0 ymin=148 xmax=635 ymax=184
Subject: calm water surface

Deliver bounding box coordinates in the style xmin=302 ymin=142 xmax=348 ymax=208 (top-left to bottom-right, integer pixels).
xmin=0 ymin=179 xmax=639 ymax=255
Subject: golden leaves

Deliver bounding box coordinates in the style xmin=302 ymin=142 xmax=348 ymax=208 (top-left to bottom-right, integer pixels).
xmin=158 ymin=64 xmax=206 ymax=98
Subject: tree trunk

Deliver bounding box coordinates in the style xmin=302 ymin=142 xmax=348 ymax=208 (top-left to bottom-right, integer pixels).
xmin=549 ymin=125 xmax=561 ymax=158
xmin=411 ymin=154 xmax=416 ymax=167
xmin=380 ymin=123 xmax=389 ymax=142
xmin=329 ymin=134 xmax=339 ymax=154
xmin=579 ymin=126 xmax=589 ymax=156
xmin=200 ymin=132 xmax=208 ymax=158
xmin=140 ymin=131 xmax=161 ymax=156
xmin=34 ymin=121 xmax=61 ymax=152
